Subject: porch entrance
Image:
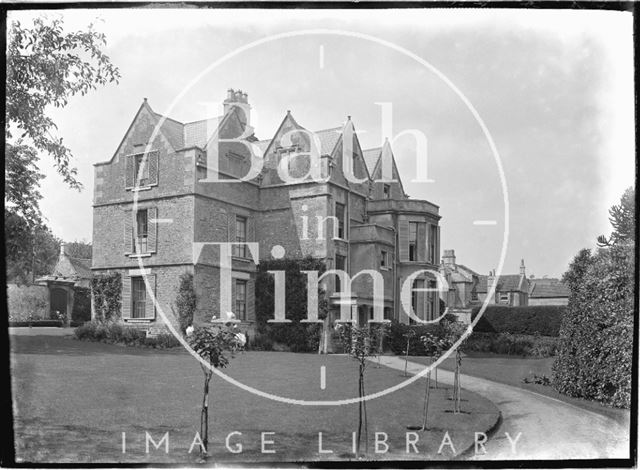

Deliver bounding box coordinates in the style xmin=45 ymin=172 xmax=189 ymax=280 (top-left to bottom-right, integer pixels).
xmin=50 ymin=288 xmax=67 ymax=319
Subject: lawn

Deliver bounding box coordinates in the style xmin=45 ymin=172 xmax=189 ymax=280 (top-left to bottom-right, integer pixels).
xmin=10 ymin=335 xmax=499 ymax=464
xmin=408 ymin=351 xmax=630 ymax=424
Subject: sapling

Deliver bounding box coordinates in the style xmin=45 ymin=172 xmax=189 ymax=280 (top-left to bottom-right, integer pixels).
xmin=186 ymin=316 xmax=245 ymax=457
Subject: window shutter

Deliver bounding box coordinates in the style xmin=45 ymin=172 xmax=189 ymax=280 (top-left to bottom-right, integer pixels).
xmin=124 ymin=210 xmax=133 ymax=254
xmin=228 ymin=213 xmax=235 ymax=242
xmin=147 ymin=207 xmax=158 ymax=253
xmin=248 ymin=216 xmax=255 ymax=244
xmin=125 ymin=155 xmax=134 ymax=189
xmin=398 ymin=219 xmax=409 ymax=261
xmin=122 ymin=276 xmax=132 ymax=319
xmin=148 ymin=150 xmax=159 ymax=186
xmin=418 ymin=222 xmax=427 ymax=261
xmin=436 ymin=226 xmax=441 ymax=265
xmin=145 ymin=274 xmax=156 ymax=319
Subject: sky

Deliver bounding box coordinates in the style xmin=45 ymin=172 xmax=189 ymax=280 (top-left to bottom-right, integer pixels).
xmin=7 ymin=8 xmax=635 ymax=278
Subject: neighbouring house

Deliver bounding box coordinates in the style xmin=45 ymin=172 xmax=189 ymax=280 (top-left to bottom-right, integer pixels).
xmin=438 ymin=249 xmax=480 ymax=323
xmin=35 ymin=243 xmax=93 ymax=324
xmin=441 ymin=251 xmax=534 ymax=308
xmin=476 ymin=259 xmax=531 ymax=306
xmin=528 ymin=278 xmax=570 ymax=306
xmin=92 ymin=89 xmax=442 ymax=336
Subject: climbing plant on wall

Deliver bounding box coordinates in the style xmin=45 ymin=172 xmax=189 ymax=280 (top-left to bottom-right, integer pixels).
xmin=91 ymin=272 xmax=122 ymax=321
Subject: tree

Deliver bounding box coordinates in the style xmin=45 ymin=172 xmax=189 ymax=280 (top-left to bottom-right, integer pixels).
xmin=5 ymin=209 xmax=60 ymax=284
xmin=5 ymin=15 xmax=119 ymax=284
xmin=553 ymin=188 xmax=635 ymax=408
xmin=6 ymin=15 xmax=120 ymax=215
xmin=410 ymin=332 xmax=448 ymax=432
xmin=334 ymin=323 xmax=384 ymax=458
xmin=597 ymin=187 xmax=635 ymax=247
xmin=401 ymin=329 xmax=416 ymax=377
xmin=187 ymin=322 xmax=245 ymax=458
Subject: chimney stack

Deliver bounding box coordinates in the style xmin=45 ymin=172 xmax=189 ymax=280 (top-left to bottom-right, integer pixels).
xmin=442 ymin=249 xmax=456 ymax=267
xmin=223 ymin=88 xmax=250 ymax=125
xmin=60 ymin=242 xmax=66 ymax=256
xmin=520 ymin=259 xmax=526 ymax=276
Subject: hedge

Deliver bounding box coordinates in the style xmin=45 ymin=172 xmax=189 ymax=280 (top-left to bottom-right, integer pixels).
xmin=7 ymin=283 xmax=49 ymax=321
xmin=471 ymin=305 xmax=565 ymax=337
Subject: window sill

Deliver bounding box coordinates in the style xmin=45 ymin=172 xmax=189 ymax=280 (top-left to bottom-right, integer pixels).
xmin=124 ymin=318 xmax=154 ymax=323
xmin=128 ymin=253 xmax=152 ymax=258
xmin=232 ymin=256 xmax=253 ymax=263
xmin=131 ymin=186 xmax=152 ymax=192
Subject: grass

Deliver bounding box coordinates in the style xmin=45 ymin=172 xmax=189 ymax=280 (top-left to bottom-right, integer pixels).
xmin=408 ymin=351 xmax=630 ymax=424
xmin=10 ymin=335 xmax=499 ymax=464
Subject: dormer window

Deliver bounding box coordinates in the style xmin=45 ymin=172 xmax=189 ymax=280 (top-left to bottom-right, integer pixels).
xmin=383 ymin=184 xmax=390 ymax=199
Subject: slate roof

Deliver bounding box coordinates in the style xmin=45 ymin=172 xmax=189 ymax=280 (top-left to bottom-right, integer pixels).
xmin=477 ymin=274 xmax=526 ymax=293
xmin=362 ymin=147 xmax=381 ymax=175
xmin=153 ymin=113 xmax=185 ymax=150
xmin=314 ymin=127 xmax=342 ymax=156
xmin=529 ymin=278 xmax=570 ymax=298
xmin=183 ymin=117 xmax=223 ymax=149
xmin=68 ymin=258 xmax=92 ymax=280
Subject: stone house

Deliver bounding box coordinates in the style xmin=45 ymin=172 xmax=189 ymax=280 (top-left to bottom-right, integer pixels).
xmin=440 ymin=251 xmax=533 ymax=308
xmin=92 ymin=89 xmax=442 ymax=335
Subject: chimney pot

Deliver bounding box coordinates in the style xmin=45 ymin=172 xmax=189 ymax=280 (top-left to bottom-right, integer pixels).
xmin=60 ymin=242 xmax=66 ymax=256
xmin=226 ymin=88 xmax=235 ymax=101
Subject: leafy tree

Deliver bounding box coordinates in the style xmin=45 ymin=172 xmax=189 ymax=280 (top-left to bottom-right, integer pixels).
xmin=6 ymin=15 xmax=120 ymax=214
xmin=64 ymin=241 xmax=92 ymax=259
xmin=5 ymin=209 xmax=60 ymax=284
xmin=5 ymin=15 xmax=119 ymax=285
xmin=597 ymin=187 xmax=635 ymax=247
xmin=554 ymin=188 xmax=635 ymax=408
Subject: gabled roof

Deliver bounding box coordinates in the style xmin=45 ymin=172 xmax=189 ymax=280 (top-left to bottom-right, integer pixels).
xmin=529 ymin=278 xmax=570 ymax=298
xmin=362 ymin=147 xmax=381 ymax=175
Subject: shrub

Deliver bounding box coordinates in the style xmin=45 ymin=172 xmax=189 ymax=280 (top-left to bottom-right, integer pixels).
xmin=255 ymin=257 xmax=328 ymax=353
xmin=552 ymin=245 xmax=633 ymax=408
xmin=74 ymin=320 xmax=180 ymax=349
xmin=386 ymin=321 xmax=446 ymax=356
xmin=465 ymin=332 xmax=558 ymax=357
xmin=472 ymin=305 xmax=564 ymax=336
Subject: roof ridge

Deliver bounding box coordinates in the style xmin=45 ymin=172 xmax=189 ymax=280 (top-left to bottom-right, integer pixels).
xmin=153 ymin=112 xmax=184 ymax=126
xmin=184 ymin=116 xmax=222 ymax=125
xmin=314 ymin=126 xmax=342 ymax=133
